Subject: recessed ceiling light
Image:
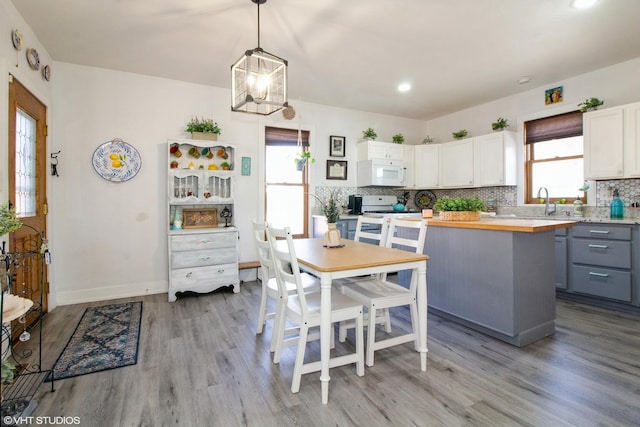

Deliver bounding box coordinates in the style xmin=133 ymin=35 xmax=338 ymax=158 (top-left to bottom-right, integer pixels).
xmin=518 ymin=76 xmax=533 ymax=85
xmin=397 ymin=83 xmax=411 ymax=92
xmin=571 ymin=0 xmax=598 ymax=9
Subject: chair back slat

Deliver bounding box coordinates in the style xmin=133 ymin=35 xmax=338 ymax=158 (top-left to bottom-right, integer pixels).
xmin=252 ymin=219 xmax=274 ymax=280
xmin=265 ymin=224 xmax=309 ymax=316
xmin=353 ymin=216 xmax=389 ymax=246
xmin=383 ymin=218 xmax=428 ymax=284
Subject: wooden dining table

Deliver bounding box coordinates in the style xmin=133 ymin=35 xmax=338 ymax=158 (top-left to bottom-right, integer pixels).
xmin=292 ymin=237 xmax=429 ymax=404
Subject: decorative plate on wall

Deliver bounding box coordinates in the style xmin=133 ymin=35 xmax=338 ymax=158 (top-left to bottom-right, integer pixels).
xmin=414 ymin=190 xmax=437 ymax=209
xmin=12 ymin=29 xmax=23 ymax=51
xmin=42 ymin=65 xmax=51 ymax=81
xmin=92 ymin=138 xmax=142 ymax=183
xmin=26 ymin=48 xmax=40 ymax=70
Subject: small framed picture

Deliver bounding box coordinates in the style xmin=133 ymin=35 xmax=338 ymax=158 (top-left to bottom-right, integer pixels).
xmin=326 ymin=160 xmax=347 ymax=180
xmin=545 ymin=86 xmax=563 ymax=105
xmin=241 ymin=156 xmax=251 ymax=176
xmin=329 ymin=135 xmax=346 ymax=157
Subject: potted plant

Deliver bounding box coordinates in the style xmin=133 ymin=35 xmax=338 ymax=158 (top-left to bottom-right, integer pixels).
xmin=578 ymin=97 xmax=604 ymax=113
xmin=220 ymin=162 xmax=231 ymax=170
xmin=392 ymin=133 xmax=405 ymax=144
xmin=312 ymin=188 xmax=342 ymax=247
xmin=433 ymin=196 xmax=485 ymax=221
xmin=362 ymin=128 xmax=377 ymax=141
xmin=185 ymin=117 xmax=221 ymax=141
xmin=491 ymin=117 xmax=509 ymax=131
xmin=294 ymin=150 xmax=315 ymax=171
xmin=452 ymin=130 xmax=468 ymax=140
xmin=422 ymin=136 xmax=435 ymax=144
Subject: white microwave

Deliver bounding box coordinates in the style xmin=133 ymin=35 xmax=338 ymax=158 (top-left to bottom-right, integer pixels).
xmin=357 ymin=159 xmax=405 ymax=187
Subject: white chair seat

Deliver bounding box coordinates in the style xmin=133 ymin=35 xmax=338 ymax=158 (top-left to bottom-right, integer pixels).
xmin=287 ymin=289 xmax=365 ymax=321
xmin=265 ymin=272 xmax=320 ymax=294
xmin=340 ymin=277 xmax=411 ymax=306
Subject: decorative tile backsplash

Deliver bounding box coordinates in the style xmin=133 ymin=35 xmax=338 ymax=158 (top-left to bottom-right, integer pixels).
xmin=316 ymin=178 xmax=640 ymax=218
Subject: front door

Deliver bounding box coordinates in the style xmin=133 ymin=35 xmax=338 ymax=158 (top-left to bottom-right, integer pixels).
xmin=7 ymin=77 xmax=49 ymax=337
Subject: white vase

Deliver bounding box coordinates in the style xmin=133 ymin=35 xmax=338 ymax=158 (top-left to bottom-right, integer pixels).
xmin=324 ymin=222 xmax=342 ymax=247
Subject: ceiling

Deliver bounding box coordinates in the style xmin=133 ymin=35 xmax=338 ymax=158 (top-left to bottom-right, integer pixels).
xmin=11 ymin=0 xmax=640 ymax=120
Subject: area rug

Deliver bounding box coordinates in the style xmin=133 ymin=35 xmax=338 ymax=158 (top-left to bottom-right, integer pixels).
xmin=46 ymin=301 xmax=142 ymax=381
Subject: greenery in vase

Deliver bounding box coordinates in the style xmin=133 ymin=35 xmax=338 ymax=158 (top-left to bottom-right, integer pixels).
xmin=294 ymin=150 xmax=315 ymax=168
xmin=422 ymin=136 xmax=435 ymax=144
xmin=362 ymin=128 xmax=377 ymax=140
xmin=577 ymin=97 xmax=604 ymax=113
xmin=312 ymin=188 xmax=341 ymax=223
xmin=0 ymin=202 xmax=22 ymax=235
xmin=185 ymin=117 xmax=221 ymax=135
xmin=452 ymin=130 xmax=468 ymax=140
xmin=491 ymin=117 xmax=509 ymax=131
xmin=433 ymin=196 xmax=485 ymax=212
xmin=392 ymin=133 xmax=405 ymax=144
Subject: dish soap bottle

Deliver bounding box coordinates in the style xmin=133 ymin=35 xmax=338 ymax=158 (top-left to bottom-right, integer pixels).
xmin=610 ymin=189 xmax=624 ymax=219
xmin=573 ymin=196 xmax=584 ymax=217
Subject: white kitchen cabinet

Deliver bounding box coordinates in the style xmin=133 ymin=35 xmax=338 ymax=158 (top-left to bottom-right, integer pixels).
xmin=473 ymin=131 xmax=517 ymax=186
xmin=167 ymin=139 xmax=239 ymax=302
xmin=402 ymin=145 xmax=415 ymax=188
xmin=623 ymin=102 xmax=640 ymax=177
xmin=583 ymin=107 xmax=624 ymax=179
xmin=357 ymin=140 xmax=404 ymax=161
xmin=414 ymin=144 xmax=440 ymax=188
xmin=439 ymin=138 xmax=474 ymax=188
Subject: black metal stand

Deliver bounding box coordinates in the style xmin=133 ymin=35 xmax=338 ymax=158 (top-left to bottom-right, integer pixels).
xmin=1 ymin=226 xmax=54 ymax=423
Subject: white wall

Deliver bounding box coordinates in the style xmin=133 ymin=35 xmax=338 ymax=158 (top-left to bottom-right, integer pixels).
xmin=4 ymin=0 xmax=640 ymax=306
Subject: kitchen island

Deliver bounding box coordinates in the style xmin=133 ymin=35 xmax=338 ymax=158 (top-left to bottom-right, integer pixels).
xmin=423 ymin=217 xmax=576 ymax=347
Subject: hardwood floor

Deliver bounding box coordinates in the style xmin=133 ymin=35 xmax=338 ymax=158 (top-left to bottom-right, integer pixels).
xmin=14 ymin=282 xmax=640 ymax=427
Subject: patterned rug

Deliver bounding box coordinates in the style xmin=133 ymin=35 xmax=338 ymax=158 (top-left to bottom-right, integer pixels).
xmin=46 ymin=301 xmax=142 ymax=381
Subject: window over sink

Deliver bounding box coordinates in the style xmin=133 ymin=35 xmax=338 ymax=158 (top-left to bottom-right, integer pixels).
xmin=525 ymin=111 xmax=586 ymax=204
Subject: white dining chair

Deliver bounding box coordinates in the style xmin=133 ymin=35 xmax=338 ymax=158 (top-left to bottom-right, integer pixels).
xmin=337 ymin=216 xmax=392 ymax=342
xmin=252 ymin=219 xmax=319 ymax=355
xmin=339 ymin=217 xmax=428 ymax=367
xmin=266 ymin=224 xmax=365 ymax=393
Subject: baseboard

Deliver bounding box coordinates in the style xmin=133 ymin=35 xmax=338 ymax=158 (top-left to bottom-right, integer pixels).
xmin=55 ymin=280 xmax=167 ymax=306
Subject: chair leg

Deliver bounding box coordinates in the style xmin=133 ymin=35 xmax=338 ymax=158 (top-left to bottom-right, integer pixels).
xmin=383 ymin=308 xmax=392 ymax=333
xmin=338 ymin=321 xmax=348 ymax=342
xmin=256 ymin=284 xmax=268 ymax=334
xmin=366 ymin=305 xmax=378 ymax=367
xmin=272 ymin=298 xmax=287 ymax=362
xmin=291 ymin=322 xmax=309 ymax=393
xmin=354 ymin=309 xmax=365 ymax=377
xmin=409 ymin=299 xmax=419 ymax=351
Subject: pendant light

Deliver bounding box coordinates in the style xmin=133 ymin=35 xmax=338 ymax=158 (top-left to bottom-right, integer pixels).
xmin=231 ymin=0 xmax=288 ymax=115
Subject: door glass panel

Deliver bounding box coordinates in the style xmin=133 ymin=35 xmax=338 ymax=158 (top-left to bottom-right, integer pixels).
xmin=15 ymin=109 xmax=37 ymax=217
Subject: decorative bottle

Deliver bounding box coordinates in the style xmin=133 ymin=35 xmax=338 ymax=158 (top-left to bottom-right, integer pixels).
xmin=610 ymin=189 xmax=624 ymax=219
xmin=573 ymin=196 xmax=584 ymax=217
xmin=324 ymin=222 xmax=342 ymax=247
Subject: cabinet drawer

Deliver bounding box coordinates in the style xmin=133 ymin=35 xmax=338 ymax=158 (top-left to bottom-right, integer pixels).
xmin=171 ymin=248 xmax=236 ymax=269
xmin=571 ymin=239 xmax=631 ymax=269
xmin=170 ymin=263 xmax=238 ymax=289
xmin=572 ymin=224 xmax=631 ymax=240
xmin=571 ymin=265 xmax=632 ymax=302
xmin=171 ymin=232 xmax=236 ymax=251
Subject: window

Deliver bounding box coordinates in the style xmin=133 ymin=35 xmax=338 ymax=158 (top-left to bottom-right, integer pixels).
xmin=525 ymin=111 xmax=585 ymax=204
xmin=265 ymin=126 xmax=310 ymax=237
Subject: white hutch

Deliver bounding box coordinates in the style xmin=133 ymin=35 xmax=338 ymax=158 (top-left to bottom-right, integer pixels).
xmin=167 ymin=138 xmax=239 ymax=302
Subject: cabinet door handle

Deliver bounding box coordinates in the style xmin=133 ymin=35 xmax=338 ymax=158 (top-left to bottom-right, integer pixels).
xmin=588 ymin=272 xmax=609 ymax=278
xmin=186 ymin=272 xmax=193 ymax=278
xmin=588 ymin=244 xmax=609 ymax=249
xmin=589 ymin=230 xmax=609 ymax=234
xmin=217 ymin=269 xmax=225 ymax=273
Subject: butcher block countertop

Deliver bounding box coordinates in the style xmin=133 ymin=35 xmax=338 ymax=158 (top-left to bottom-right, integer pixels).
xmin=425 ymin=217 xmax=577 ymax=232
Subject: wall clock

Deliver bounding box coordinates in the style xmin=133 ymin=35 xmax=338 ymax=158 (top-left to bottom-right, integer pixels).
xmin=11 ymin=29 xmax=23 ymax=51
xmin=92 ymin=138 xmax=142 ymax=183
xmin=26 ymin=48 xmax=40 ymax=70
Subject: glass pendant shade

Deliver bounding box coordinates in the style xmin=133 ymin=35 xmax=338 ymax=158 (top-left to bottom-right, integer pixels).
xmin=232 ymin=47 xmax=288 ymax=115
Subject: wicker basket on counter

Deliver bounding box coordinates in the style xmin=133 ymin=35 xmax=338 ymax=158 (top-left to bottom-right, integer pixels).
xmin=439 ymin=211 xmax=481 ymax=221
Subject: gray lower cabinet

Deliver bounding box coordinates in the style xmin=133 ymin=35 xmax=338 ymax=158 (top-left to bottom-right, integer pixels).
xmin=555 ymin=229 xmax=568 ymax=289
xmin=312 ymin=216 xmax=357 ymax=240
xmin=568 ymin=223 xmax=634 ymax=304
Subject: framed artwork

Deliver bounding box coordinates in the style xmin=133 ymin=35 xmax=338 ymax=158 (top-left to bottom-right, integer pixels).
xmin=545 ymin=86 xmax=563 ymax=105
xmin=241 ymin=156 xmax=251 ymax=176
xmin=326 ymin=160 xmax=347 ymax=180
xmin=329 ymin=135 xmax=346 ymax=157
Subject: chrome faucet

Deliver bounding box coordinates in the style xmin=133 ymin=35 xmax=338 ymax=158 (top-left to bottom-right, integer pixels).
xmin=537 ymin=187 xmax=556 ymax=216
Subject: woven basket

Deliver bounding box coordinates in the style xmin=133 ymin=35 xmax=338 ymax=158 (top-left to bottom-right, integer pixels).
xmin=439 ymin=211 xmax=481 ymax=221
